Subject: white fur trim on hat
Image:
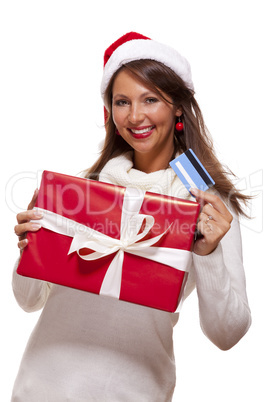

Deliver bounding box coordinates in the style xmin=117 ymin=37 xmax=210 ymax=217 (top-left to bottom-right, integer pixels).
xmin=101 ymin=39 xmax=194 ymax=104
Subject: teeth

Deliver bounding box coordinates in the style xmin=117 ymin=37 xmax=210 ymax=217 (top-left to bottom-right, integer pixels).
xmin=131 ymin=126 xmax=154 ymax=134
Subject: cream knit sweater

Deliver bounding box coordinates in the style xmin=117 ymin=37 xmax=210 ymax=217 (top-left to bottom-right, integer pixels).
xmin=11 ymin=152 xmax=251 ymax=401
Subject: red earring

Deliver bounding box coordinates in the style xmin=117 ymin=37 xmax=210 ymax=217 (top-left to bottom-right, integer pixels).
xmin=115 ymin=129 xmax=121 ymax=136
xmin=175 ymin=116 xmax=184 ymax=132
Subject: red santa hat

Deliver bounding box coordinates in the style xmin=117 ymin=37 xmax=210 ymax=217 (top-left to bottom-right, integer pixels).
xmin=101 ymin=31 xmax=194 ymax=104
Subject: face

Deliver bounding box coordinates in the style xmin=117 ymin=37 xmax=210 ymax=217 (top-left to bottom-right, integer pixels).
xmin=112 ymin=69 xmax=181 ymax=172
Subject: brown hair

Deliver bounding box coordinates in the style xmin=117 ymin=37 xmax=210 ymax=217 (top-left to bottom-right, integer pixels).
xmin=85 ymin=59 xmax=249 ymax=216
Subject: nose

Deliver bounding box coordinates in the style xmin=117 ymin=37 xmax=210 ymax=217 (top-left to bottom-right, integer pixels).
xmin=128 ymin=103 xmax=144 ymax=125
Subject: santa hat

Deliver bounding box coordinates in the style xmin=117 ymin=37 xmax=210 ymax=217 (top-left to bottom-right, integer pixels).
xmin=101 ymin=32 xmax=194 ymax=104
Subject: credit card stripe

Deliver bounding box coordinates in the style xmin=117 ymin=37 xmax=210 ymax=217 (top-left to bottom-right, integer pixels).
xmin=175 ymin=153 xmax=209 ymax=190
xmin=169 ymin=161 xmax=193 ymax=191
xmin=185 ymin=149 xmax=214 ymax=186
xmin=174 ymin=160 xmax=198 ymax=189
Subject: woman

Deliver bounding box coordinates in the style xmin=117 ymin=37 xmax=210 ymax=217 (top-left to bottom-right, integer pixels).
xmin=12 ymin=32 xmax=251 ymax=401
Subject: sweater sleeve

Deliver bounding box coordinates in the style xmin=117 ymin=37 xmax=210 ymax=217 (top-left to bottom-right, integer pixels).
xmin=12 ymin=257 xmax=52 ymax=313
xmin=192 ymin=213 xmax=251 ymax=350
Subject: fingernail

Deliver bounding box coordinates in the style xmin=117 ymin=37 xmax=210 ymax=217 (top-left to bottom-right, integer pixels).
xmin=190 ymin=188 xmax=198 ymax=196
xmin=31 ymin=223 xmax=41 ymax=230
xmin=34 ymin=210 xmax=43 ymax=218
xmin=19 ymin=239 xmax=28 ymax=250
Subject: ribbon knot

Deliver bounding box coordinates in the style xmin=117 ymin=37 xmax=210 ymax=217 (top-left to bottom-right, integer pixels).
xmin=120 ymin=239 xmax=130 ymax=250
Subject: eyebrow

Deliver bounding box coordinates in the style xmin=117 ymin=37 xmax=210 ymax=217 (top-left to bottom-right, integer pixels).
xmin=113 ymin=91 xmax=158 ymax=100
xmin=113 ymin=94 xmax=129 ymax=99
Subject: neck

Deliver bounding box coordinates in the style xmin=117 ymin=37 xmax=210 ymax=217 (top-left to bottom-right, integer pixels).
xmin=133 ymin=148 xmax=174 ymax=173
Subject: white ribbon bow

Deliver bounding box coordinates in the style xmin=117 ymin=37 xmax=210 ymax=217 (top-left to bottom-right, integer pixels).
xmin=34 ymin=187 xmax=192 ymax=301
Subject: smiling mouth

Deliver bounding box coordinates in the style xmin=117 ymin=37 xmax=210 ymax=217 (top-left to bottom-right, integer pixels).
xmin=128 ymin=125 xmax=155 ymax=137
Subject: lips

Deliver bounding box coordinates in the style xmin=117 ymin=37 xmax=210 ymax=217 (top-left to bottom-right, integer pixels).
xmin=128 ymin=125 xmax=155 ymax=139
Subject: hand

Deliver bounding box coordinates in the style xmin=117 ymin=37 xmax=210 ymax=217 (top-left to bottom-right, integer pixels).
xmin=190 ymin=188 xmax=233 ymax=256
xmin=14 ymin=189 xmax=43 ymax=252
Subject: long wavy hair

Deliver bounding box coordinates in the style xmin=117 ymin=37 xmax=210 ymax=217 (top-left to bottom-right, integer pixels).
xmin=85 ymin=59 xmax=249 ymax=216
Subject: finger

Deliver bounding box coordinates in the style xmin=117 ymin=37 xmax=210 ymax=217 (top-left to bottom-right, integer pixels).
xmin=18 ymin=238 xmax=29 ymax=251
xmin=194 ymin=221 xmax=219 ymax=256
xmin=198 ymin=210 xmax=231 ymax=243
xmin=27 ymin=189 xmax=39 ymax=211
xmin=202 ymin=200 xmax=233 ymax=227
xmin=200 ymin=207 xmax=231 ymax=233
xmin=199 ymin=211 xmax=214 ymax=227
xmin=197 ymin=217 xmax=215 ymax=238
xmin=201 ymin=204 xmax=224 ymax=224
xmin=191 ymin=188 xmax=223 ymax=211
xmin=14 ymin=221 xmax=42 ymax=238
xmin=17 ymin=209 xmax=43 ymax=225
xmin=190 ymin=188 xmax=232 ymax=220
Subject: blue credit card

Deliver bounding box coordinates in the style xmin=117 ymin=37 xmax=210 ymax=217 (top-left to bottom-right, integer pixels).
xmin=170 ymin=149 xmax=215 ymax=193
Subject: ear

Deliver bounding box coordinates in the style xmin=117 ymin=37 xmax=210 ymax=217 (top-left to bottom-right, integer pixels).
xmin=175 ymin=107 xmax=183 ymax=117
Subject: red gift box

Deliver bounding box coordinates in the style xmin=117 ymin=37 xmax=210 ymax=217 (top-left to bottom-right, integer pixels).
xmin=17 ymin=171 xmax=200 ymax=313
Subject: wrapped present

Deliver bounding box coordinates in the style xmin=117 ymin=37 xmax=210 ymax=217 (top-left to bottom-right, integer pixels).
xmin=17 ymin=171 xmax=200 ymax=312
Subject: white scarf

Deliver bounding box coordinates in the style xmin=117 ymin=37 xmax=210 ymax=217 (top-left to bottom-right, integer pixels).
xmin=99 ymin=151 xmax=191 ymax=200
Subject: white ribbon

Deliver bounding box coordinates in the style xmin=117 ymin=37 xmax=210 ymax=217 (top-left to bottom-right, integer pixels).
xmin=34 ymin=187 xmax=192 ymax=303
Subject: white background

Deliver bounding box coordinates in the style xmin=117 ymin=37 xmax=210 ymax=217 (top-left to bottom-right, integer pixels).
xmin=1 ymin=0 xmax=267 ymax=400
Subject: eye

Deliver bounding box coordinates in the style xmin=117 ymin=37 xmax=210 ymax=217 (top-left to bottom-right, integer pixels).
xmin=113 ymin=99 xmax=129 ymax=107
xmin=145 ymin=97 xmax=159 ymax=104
